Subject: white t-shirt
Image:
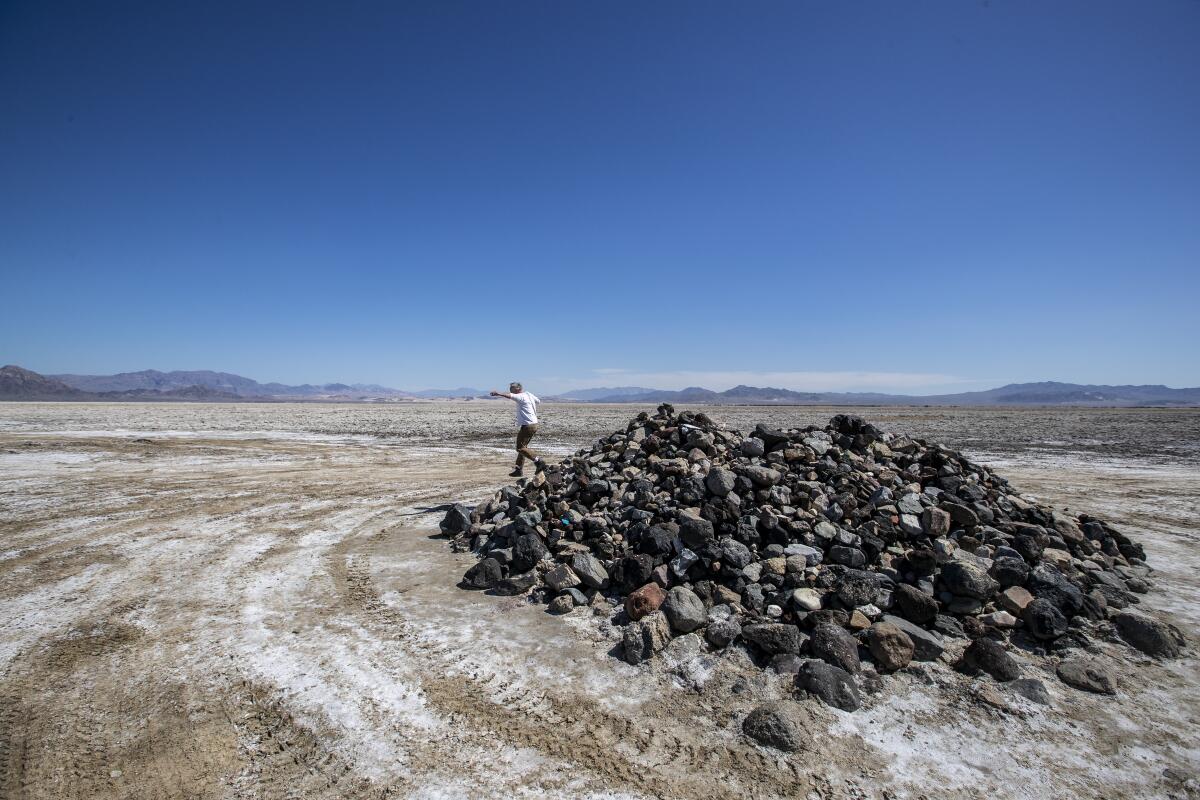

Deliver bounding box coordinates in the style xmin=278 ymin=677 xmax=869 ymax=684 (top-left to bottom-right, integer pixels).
xmin=512 ymin=391 xmax=540 ymax=426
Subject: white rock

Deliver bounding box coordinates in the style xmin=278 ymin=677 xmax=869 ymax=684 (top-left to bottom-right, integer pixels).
xmin=792 ymin=588 xmax=823 ymax=612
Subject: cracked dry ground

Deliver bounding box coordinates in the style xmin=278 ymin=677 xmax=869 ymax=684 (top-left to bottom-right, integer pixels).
xmin=1 ymin=405 xmax=1198 ymax=800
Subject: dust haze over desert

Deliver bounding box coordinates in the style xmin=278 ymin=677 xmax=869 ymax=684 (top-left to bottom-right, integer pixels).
xmin=2 ymin=2 xmax=1199 ymax=799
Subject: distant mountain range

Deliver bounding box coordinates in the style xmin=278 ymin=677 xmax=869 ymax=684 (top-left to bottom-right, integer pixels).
xmin=0 ymin=366 xmax=484 ymax=402
xmin=3 ymin=365 xmax=1198 ymax=406
xmin=575 ymin=382 xmax=1200 ymax=406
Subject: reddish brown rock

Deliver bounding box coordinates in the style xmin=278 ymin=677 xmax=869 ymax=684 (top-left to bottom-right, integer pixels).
xmin=625 ymin=582 xmax=667 ymax=621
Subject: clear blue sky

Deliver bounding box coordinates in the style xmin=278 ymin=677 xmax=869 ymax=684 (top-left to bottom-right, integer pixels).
xmin=2 ymin=1 xmax=1198 ymax=393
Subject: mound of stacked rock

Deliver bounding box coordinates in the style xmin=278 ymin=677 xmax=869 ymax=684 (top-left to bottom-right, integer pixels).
xmin=441 ymin=405 xmax=1184 ymax=710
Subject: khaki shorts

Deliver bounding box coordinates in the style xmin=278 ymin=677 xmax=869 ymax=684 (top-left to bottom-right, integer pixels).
xmin=515 ymin=424 xmax=538 ymax=465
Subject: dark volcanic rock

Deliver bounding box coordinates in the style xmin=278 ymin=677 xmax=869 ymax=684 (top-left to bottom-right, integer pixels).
xmin=1113 ymin=612 xmax=1183 ymax=658
xmin=462 ymin=557 xmax=502 ymax=590
xmin=1022 ymin=598 xmax=1069 ymax=641
xmin=810 ymin=623 xmax=861 ymax=673
xmin=439 ymin=503 xmax=473 ymax=535
xmin=836 ymin=570 xmax=893 ymax=608
xmin=894 ymin=584 xmax=939 ymax=625
xmin=958 ymin=638 xmax=1020 ymax=682
xmin=940 ymin=561 xmax=999 ymax=600
xmin=494 ymin=569 xmax=536 ymax=596
xmin=795 ymin=660 xmax=861 ymax=711
xmin=511 ymin=533 xmax=548 ymax=573
xmin=742 ymin=623 xmax=806 ymax=656
xmin=742 ymin=704 xmax=802 ymax=752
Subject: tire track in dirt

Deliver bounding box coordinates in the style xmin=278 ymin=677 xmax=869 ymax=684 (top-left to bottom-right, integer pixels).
xmin=328 ymin=526 xmax=814 ymax=800
xmin=223 ymin=679 xmax=401 ymax=800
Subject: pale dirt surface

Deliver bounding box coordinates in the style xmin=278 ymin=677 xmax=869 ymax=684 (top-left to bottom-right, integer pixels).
xmin=1 ymin=402 xmax=1198 ymax=800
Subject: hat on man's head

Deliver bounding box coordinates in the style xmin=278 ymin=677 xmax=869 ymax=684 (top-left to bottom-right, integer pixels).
xmin=510 ymin=382 xmax=522 ymax=392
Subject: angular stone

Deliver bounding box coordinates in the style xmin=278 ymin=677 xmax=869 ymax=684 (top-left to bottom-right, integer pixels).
xmin=921 ymin=507 xmax=951 ymax=538
xmin=879 ymin=615 xmax=945 ymax=661
xmin=894 ymin=583 xmax=938 ymax=624
xmin=440 ymin=503 xmax=473 ymax=535
xmin=568 ymin=553 xmax=610 ymax=589
xmin=679 ymin=516 xmax=715 ymax=549
xmin=705 ymin=467 xmax=737 ymax=497
xmin=836 ymin=569 xmax=893 ymax=608
xmin=867 ymin=622 xmax=914 ymax=671
xmin=719 ymin=539 xmax=753 ymax=570
xmin=547 ymin=594 xmax=574 ymax=614
xmin=940 ymin=561 xmax=999 ymax=600
xmin=941 ymin=502 xmax=979 ymax=528
xmin=622 ymin=611 xmax=672 ymax=665
xmin=494 ymin=569 xmax=537 ymax=596
xmin=999 ymin=586 xmax=1034 ymax=615
xmin=742 ymin=465 xmax=781 ymax=487
xmin=543 ymin=563 xmax=580 ymax=593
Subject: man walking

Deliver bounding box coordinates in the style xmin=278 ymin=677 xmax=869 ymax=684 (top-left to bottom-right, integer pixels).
xmin=490 ymin=382 xmax=544 ymax=477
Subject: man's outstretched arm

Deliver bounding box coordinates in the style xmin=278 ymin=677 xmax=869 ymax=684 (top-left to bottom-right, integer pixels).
xmin=490 ymin=390 xmax=514 ymax=399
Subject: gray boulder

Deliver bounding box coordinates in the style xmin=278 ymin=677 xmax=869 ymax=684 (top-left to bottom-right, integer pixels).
xmin=568 ymin=553 xmax=609 ymax=589
xmin=705 ymin=467 xmax=737 ymax=497
xmin=662 ymin=586 xmax=707 ymax=633
xmin=706 ymin=618 xmax=741 ymax=648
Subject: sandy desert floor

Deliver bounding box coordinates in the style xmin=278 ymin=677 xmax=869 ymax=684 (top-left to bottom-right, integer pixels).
xmin=0 ymin=402 xmax=1197 ymax=799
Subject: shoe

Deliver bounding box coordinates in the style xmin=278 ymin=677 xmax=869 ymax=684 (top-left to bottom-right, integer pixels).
xmin=534 ymin=459 xmax=546 ymax=473
xmin=509 ymin=468 xmax=523 ymax=478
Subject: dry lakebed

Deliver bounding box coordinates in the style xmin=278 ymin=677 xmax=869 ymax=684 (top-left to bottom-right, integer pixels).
xmin=0 ymin=402 xmax=1197 ymax=799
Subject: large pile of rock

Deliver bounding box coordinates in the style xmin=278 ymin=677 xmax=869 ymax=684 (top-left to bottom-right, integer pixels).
xmin=440 ymin=406 xmax=1184 ymax=711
